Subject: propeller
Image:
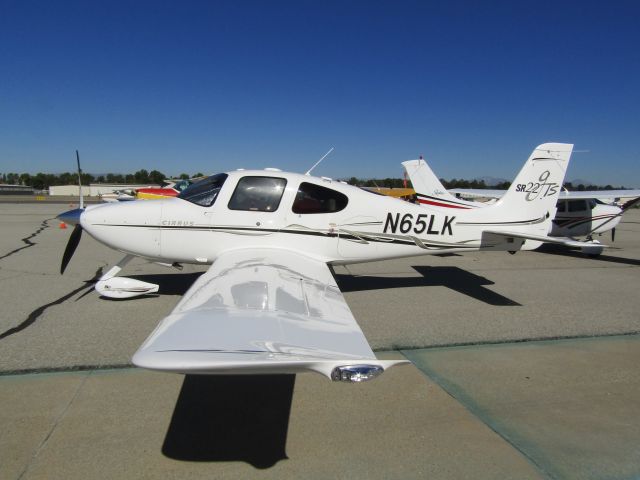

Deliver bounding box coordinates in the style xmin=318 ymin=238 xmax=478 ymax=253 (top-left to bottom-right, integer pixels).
xmin=59 ymin=150 xmax=86 ymax=274
xmin=76 ymin=149 xmax=84 ymax=210
xmin=60 ymin=224 xmax=83 ymax=274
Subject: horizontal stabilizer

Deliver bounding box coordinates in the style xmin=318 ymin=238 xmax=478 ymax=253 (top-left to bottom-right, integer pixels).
xmin=483 ymin=230 xmax=610 ymax=249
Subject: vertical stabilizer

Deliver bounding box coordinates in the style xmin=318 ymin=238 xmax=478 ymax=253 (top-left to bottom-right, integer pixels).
xmin=484 ymin=143 xmax=573 ymax=237
xmin=402 ymin=159 xmax=453 ymax=199
xmin=402 ymin=159 xmax=478 ymax=209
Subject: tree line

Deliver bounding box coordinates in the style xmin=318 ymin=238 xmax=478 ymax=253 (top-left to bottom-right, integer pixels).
xmin=0 ymin=170 xmax=204 ymax=190
xmin=0 ymin=171 xmax=629 ymax=192
xmin=343 ymin=177 xmax=627 ymax=190
xmin=344 ymin=177 xmax=512 ymax=189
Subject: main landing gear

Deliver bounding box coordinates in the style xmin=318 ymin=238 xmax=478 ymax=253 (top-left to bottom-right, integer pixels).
xmin=95 ymin=255 xmax=159 ymax=299
xmin=580 ymin=238 xmax=604 ymax=257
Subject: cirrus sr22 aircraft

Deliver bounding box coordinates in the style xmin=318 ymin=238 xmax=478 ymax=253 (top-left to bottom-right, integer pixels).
xmin=58 ymin=143 xmax=597 ymax=383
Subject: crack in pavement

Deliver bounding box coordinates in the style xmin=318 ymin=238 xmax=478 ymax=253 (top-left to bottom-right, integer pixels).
xmin=0 ymin=267 xmax=103 ymax=341
xmin=0 ymin=217 xmax=54 ymax=262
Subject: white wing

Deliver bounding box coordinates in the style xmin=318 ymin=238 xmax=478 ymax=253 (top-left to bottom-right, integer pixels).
xmin=560 ymin=190 xmax=640 ymax=200
xmin=449 ymin=188 xmax=506 ymax=199
xmin=133 ymin=249 xmax=406 ymax=381
xmin=451 ymin=188 xmax=640 ymax=202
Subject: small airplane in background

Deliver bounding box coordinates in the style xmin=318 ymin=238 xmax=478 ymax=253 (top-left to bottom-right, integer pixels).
xmin=99 ymin=189 xmax=136 ymax=202
xmin=360 ymin=186 xmax=415 ymax=199
xmin=100 ymin=179 xmax=202 ymax=203
xmin=135 ymin=179 xmax=195 ymax=200
xmin=403 ymin=158 xmax=640 ymax=255
xmin=58 ymin=143 xmax=600 ymax=383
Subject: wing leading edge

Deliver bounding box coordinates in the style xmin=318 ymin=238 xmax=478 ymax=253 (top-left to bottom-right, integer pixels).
xmin=132 ymin=249 xmax=407 ymax=381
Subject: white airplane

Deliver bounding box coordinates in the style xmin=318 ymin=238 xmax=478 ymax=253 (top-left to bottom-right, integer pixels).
xmin=58 ymin=143 xmax=595 ymax=383
xmin=403 ymin=157 xmax=640 ymax=254
xmin=99 ymin=189 xmax=136 ymax=203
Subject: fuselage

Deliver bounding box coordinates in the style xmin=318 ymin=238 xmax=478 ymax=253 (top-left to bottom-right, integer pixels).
xmin=79 ymin=168 xmax=559 ymax=266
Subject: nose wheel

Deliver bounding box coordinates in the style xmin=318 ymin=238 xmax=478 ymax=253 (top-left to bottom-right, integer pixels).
xmin=95 ymin=255 xmax=160 ymax=299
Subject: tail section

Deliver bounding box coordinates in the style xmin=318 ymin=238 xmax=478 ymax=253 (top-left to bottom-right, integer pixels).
xmin=456 ymin=142 xmax=603 ymax=252
xmin=486 ymin=143 xmax=573 ymax=235
xmin=497 ymin=143 xmax=572 ymax=213
xmin=402 ymin=159 xmax=466 ymax=208
xmin=461 ymin=143 xmax=572 ymax=251
xmin=402 ymin=159 xmax=478 ymax=209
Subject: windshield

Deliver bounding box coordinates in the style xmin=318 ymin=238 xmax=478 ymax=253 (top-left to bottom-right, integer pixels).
xmin=174 ymin=179 xmax=193 ymax=192
xmin=177 ymin=173 xmax=228 ymax=207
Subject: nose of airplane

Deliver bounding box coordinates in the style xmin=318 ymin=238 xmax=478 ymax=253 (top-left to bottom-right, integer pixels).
xmin=77 ymin=200 xmax=163 ymax=258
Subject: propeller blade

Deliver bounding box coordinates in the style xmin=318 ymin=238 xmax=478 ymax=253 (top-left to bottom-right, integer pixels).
xmin=76 ymin=150 xmax=84 ymax=210
xmin=612 ymin=227 xmax=616 ymax=242
xmin=61 ymin=224 xmax=83 ymax=274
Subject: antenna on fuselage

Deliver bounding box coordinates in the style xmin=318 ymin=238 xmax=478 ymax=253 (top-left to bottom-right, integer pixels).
xmin=76 ymin=150 xmax=84 ymax=209
xmin=305 ymin=147 xmax=334 ymax=176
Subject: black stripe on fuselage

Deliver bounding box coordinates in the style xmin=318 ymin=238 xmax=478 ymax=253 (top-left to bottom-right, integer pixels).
xmin=416 ymin=192 xmax=474 ymax=208
xmin=456 ymin=215 xmax=547 ymax=226
xmin=553 ymin=214 xmax=617 ymax=229
xmin=96 ymin=223 xmax=478 ymax=250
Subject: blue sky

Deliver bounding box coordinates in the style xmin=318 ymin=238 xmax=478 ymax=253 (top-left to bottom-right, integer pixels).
xmin=1 ymin=0 xmax=639 ymax=185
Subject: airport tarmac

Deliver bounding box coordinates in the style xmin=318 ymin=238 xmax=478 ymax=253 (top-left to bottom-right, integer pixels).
xmin=1 ymin=203 xmax=640 ymax=479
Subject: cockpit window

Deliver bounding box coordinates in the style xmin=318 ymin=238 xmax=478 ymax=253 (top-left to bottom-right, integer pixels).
xmin=177 ymin=173 xmax=228 ymax=207
xmin=292 ymin=182 xmax=349 ymax=214
xmin=568 ymin=199 xmax=587 ymax=212
xmin=228 ymin=176 xmax=287 ymax=212
xmin=556 ymin=200 xmax=566 ymax=212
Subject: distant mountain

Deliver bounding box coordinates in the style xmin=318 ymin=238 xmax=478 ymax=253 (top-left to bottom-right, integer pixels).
xmin=567 ymin=178 xmax=595 ymax=186
xmin=474 ymin=176 xmax=509 ymax=186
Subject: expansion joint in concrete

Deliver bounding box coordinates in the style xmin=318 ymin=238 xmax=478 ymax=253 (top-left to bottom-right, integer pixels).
xmin=16 ymin=371 xmax=92 ymax=480
xmin=400 ymin=350 xmax=557 ymax=479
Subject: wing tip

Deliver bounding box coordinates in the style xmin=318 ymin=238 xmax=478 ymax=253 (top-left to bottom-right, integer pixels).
xmin=132 ymin=349 xmax=410 ymax=382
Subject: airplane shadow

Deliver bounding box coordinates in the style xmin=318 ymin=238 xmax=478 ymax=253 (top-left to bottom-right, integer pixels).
xmin=536 ymin=244 xmax=640 ymax=267
xmin=162 ymin=374 xmax=295 ymax=468
xmin=335 ymin=266 xmax=521 ymax=306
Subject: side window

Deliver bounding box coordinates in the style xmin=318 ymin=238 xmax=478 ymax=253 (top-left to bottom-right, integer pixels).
xmin=228 ymin=176 xmax=287 ymax=212
xmin=292 ymin=182 xmax=349 ymax=214
xmin=556 ymin=200 xmax=566 ymax=212
xmin=568 ymin=200 xmax=587 ymax=212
